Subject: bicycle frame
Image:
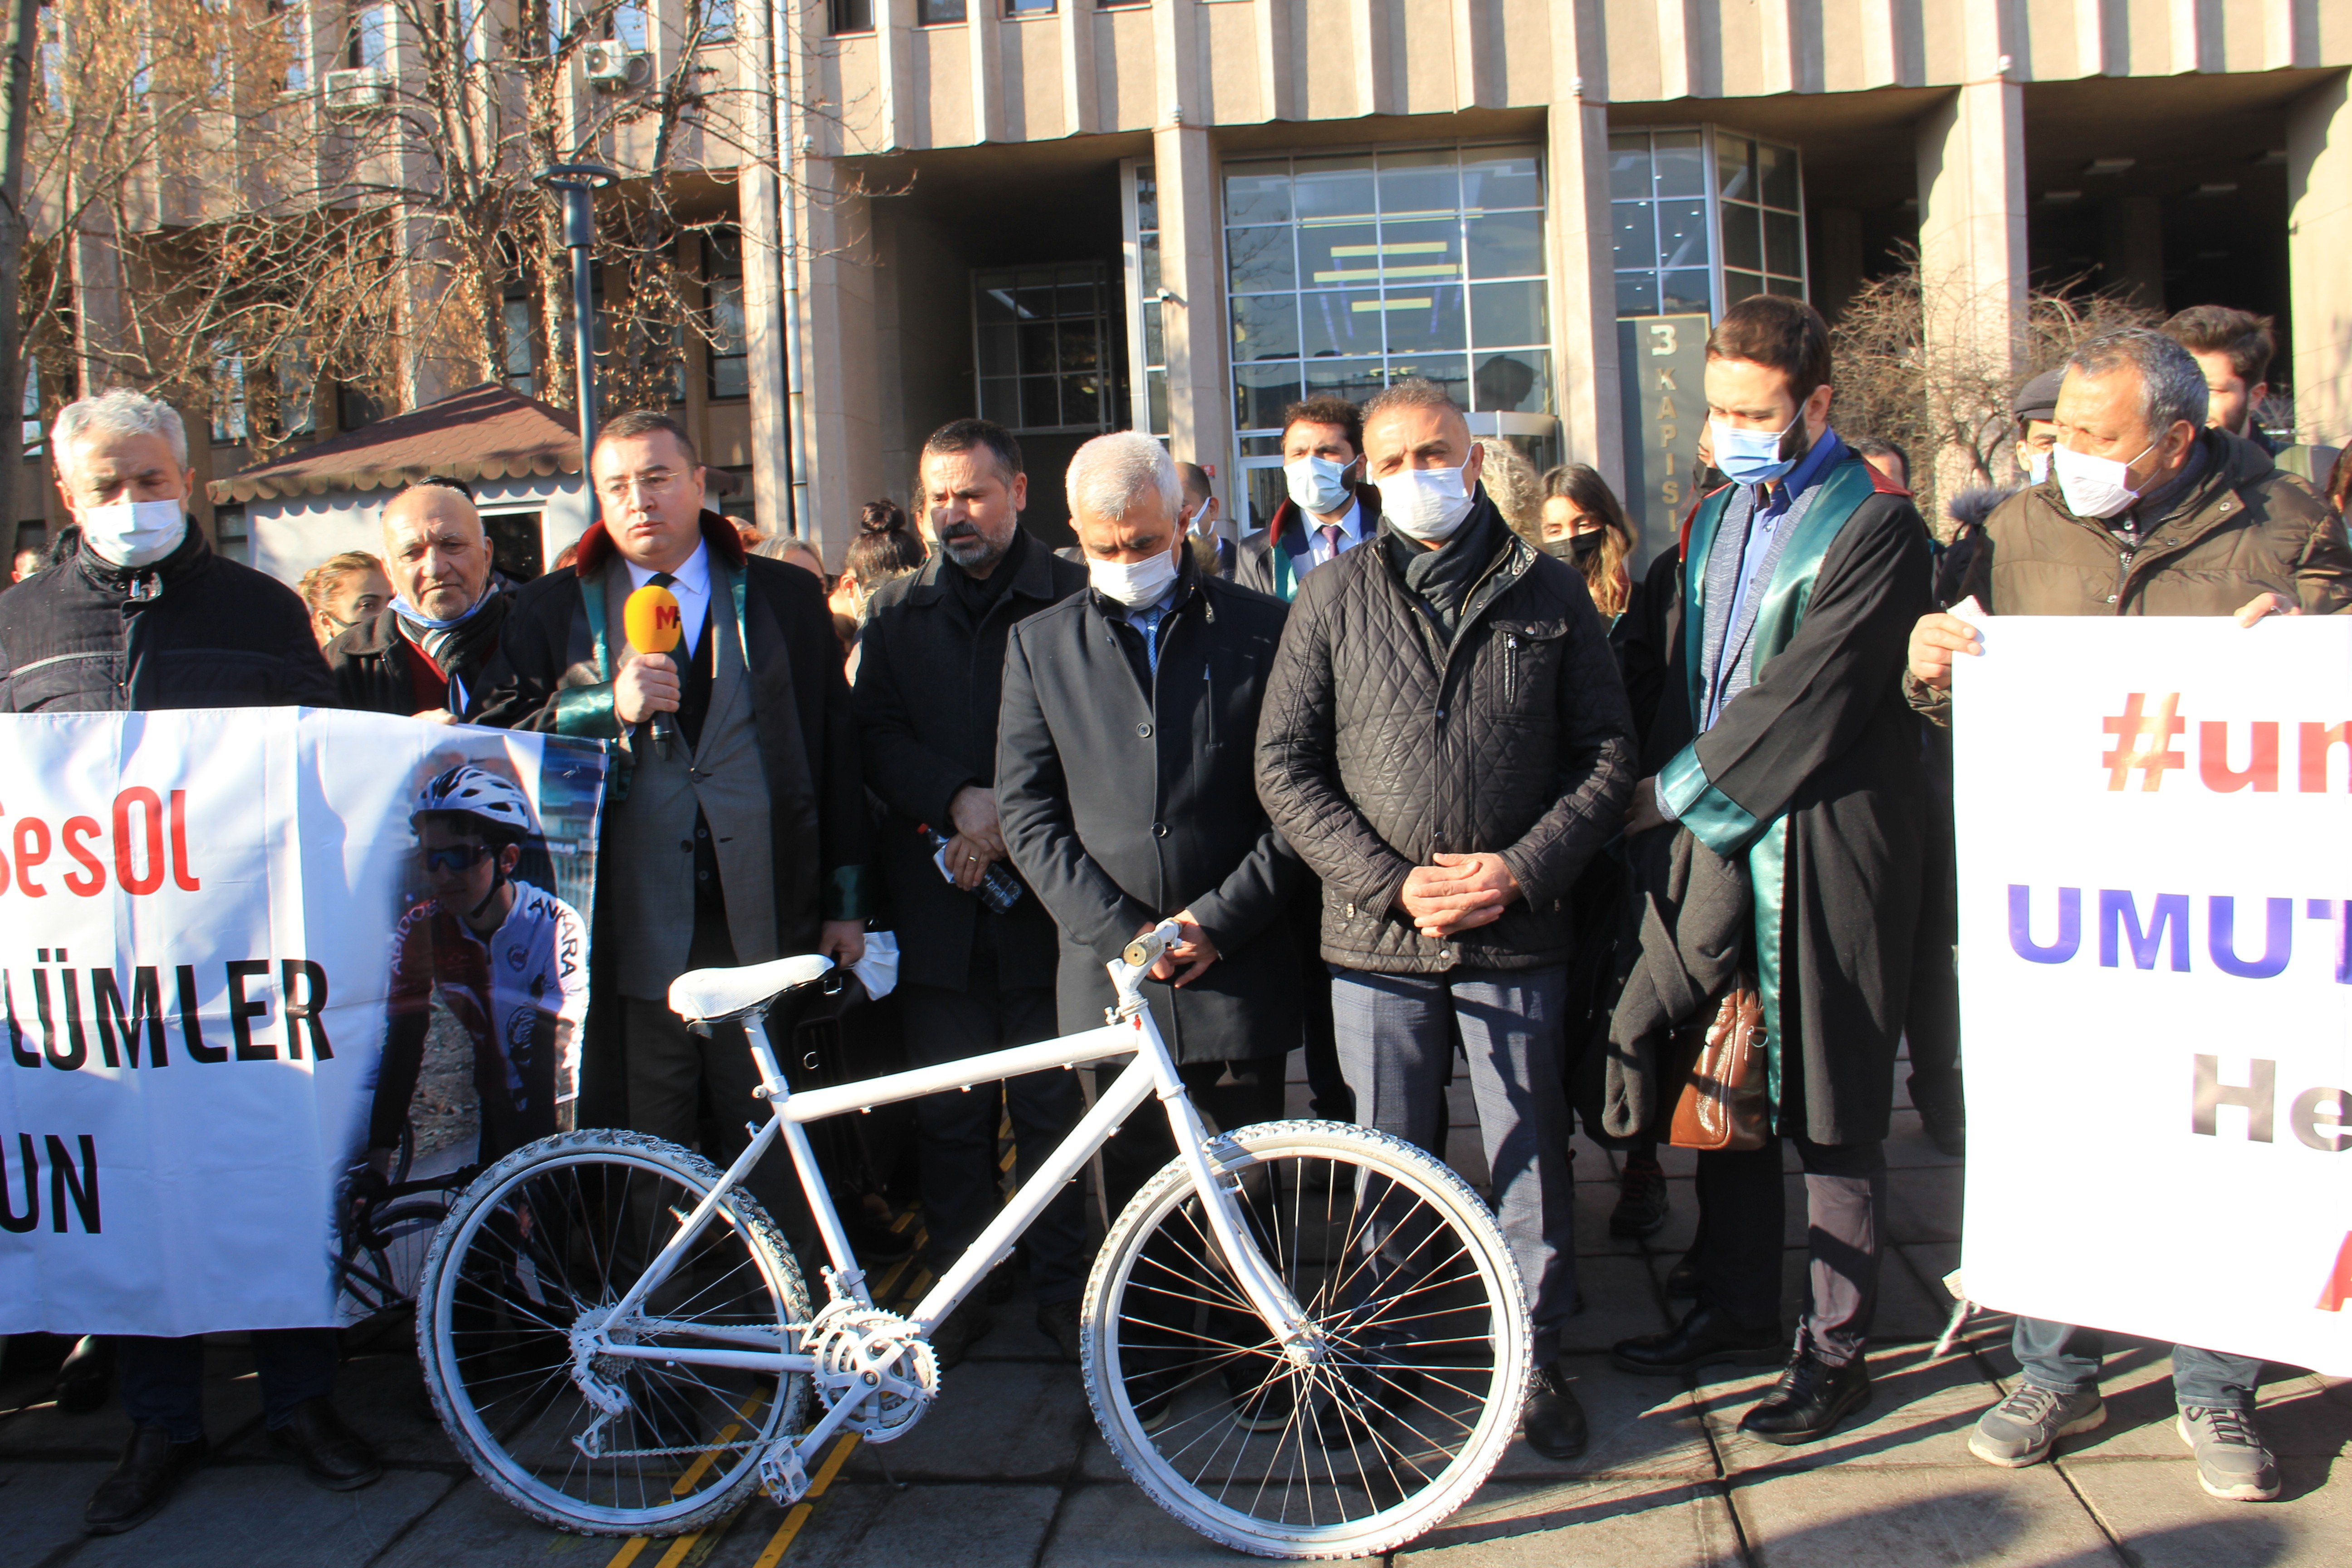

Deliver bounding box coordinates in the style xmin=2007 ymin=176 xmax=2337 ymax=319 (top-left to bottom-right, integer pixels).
xmin=570 ymin=928 xmax=1319 ymax=1482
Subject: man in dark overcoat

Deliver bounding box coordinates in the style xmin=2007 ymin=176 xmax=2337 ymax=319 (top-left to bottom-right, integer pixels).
xmin=854 ymin=417 xmax=1093 ymax=1366
xmin=997 ymin=432 xmax=1303 ymax=1185
xmin=1607 ymin=296 xmax=1931 ymax=1447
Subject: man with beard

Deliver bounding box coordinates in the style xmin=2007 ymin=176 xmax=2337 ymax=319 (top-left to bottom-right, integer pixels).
xmin=853 ymin=418 xmax=1091 ymax=1367
xmin=326 ymin=479 xmax=509 ymax=721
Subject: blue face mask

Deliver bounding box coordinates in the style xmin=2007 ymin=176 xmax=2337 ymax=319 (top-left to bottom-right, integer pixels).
xmin=1709 ymin=412 xmax=1804 ymax=487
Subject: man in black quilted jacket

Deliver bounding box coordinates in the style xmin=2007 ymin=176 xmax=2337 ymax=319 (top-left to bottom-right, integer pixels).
xmin=1256 ymin=379 xmax=1637 ymax=1462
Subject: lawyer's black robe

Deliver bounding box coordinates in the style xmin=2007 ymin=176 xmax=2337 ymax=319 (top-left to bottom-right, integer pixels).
xmin=1638 ymin=459 xmax=1933 ymax=1145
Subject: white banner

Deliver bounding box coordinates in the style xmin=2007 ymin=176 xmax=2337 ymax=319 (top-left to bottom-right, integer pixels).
xmin=1955 ymin=615 xmax=2352 ymax=1375
xmin=0 ymin=710 xmax=606 ymax=1337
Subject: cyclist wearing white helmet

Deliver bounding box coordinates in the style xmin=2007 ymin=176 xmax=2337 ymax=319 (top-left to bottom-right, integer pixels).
xmin=365 ymin=764 xmax=589 ymax=1171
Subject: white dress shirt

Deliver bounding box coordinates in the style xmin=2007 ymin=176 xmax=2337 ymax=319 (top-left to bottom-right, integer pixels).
xmin=1305 ymin=496 xmax=1365 ymax=567
xmin=625 ymin=539 xmax=711 ymax=660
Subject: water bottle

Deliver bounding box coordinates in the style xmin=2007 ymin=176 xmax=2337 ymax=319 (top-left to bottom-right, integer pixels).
xmin=917 ymin=823 xmax=1024 ymax=916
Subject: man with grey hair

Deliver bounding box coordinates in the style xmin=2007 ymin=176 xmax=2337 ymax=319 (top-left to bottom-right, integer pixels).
xmin=1908 ymin=327 xmax=2352 ymax=1503
xmin=1258 ymin=378 xmax=1637 ymax=1463
xmin=326 ymin=477 xmax=510 ymax=720
xmin=998 ymin=431 xmax=1303 ymax=1428
xmin=0 ymin=388 xmax=363 ymax=1533
xmin=0 ymin=387 xmax=335 ymax=715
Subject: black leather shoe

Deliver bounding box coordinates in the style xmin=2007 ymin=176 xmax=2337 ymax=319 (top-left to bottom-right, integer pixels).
xmin=57 ymin=1334 xmax=115 ymax=1415
xmin=1665 ymin=1254 xmax=1700 ymax=1298
xmin=1740 ymin=1351 xmax=1872 ymax=1445
xmin=1521 ymin=1365 xmax=1588 ymax=1460
xmin=847 ymin=1210 xmax=915 ymax=1263
xmin=85 ymin=1425 xmax=206 ymax=1534
xmin=1035 ymin=1299 xmax=1083 ymax=1364
xmin=1612 ymin=1305 xmax=1785 ymax=1377
xmin=267 ymin=1397 xmax=383 ymax=1491
xmin=1313 ymin=1365 xmax=1424 ymax=1449
xmin=1609 ymin=1156 xmax=1671 ymax=1238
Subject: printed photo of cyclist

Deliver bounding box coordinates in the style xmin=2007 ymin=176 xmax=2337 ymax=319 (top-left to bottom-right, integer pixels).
xmin=363 ymin=764 xmax=590 ymax=1176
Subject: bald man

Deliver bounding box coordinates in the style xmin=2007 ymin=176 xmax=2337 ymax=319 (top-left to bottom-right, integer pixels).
xmin=325 ymin=478 xmax=511 ymax=720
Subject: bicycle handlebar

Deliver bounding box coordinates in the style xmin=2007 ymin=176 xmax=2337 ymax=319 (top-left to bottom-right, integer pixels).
xmin=1118 ymin=919 xmax=1186 ymax=974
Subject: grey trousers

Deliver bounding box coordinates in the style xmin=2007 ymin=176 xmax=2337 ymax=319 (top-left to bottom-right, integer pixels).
xmin=1698 ymin=1135 xmax=1886 ymax=1366
xmin=1330 ymin=963 xmax=1576 ymax=1369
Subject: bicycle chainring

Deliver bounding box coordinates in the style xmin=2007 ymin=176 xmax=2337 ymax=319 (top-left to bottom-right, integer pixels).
xmin=805 ymin=1302 xmax=938 ymax=1443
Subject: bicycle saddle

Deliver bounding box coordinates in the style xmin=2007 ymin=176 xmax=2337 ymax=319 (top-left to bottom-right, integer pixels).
xmin=669 ymin=954 xmax=835 ymax=1026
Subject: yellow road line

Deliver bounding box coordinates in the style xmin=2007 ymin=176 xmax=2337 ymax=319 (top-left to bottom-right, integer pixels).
xmin=605 ymin=1540 xmax=652 ymax=1568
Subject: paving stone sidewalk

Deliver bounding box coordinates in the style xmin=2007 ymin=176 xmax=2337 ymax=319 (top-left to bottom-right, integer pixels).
xmin=3 ymin=1057 xmax=2345 ymax=1568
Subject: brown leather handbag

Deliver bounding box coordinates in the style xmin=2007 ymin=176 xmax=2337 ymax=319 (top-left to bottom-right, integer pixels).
xmin=1667 ymin=984 xmax=1769 ymax=1152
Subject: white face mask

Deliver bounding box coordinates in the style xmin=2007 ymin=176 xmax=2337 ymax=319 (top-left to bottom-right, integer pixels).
xmin=1382 ymin=464 xmax=1476 ymax=544
xmin=1088 ymin=546 xmax=1180 ymax=608
xmin=79 ymin=499 xmax=187 ymax=568
xmin=1284 ymin=455 xmax=1353 ymax=517
xmin=2052 ymin=440 xmax=2153 ymax=520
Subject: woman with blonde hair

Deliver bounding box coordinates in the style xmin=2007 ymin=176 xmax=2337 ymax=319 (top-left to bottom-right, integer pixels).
xmin=1473 ymin=436 xmax=1544 ymax=544
xmin=297 ymin=549 xmax=391 ymax=649
xmin=1538 ymin=463 xmax=1637 ymax=622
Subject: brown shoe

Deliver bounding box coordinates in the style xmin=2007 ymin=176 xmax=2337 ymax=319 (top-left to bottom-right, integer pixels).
xmin=267 ymin=1396 xmax=383 ymax=1491
xmin=85 ymin=1424 xmax=206 ymax=1535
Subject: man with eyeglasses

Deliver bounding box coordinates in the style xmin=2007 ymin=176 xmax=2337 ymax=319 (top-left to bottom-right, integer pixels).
xmin=478 ymin=411 xmax=871 ymax=1263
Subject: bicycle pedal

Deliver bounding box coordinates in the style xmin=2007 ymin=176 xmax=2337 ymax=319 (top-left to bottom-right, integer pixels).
xmin=759 ymin=1443 xmax=812 ymax=1503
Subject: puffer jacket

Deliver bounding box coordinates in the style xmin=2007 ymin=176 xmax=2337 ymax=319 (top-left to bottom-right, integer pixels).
xmin=1255 ymin=497 xmax=1637 ymax=973
xmin=0 ymin=524 xmax=334 ymax=712
xmin=1914 ymin=428 xmax=2352 ymax=722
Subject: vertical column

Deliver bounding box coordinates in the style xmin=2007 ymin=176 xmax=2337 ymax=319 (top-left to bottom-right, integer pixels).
xmin=1152 ymin=0 xmax=1228 ymax=495
xmin=738 ymin=0 xmax=791 ymax=541
xmin=1547 ymin=3 xmax=1621 ymax=492
xmin=795 ymin=157 xmax=882 ymax=563
xmin=2289 ymin=72 xmax=2352 ymax=447
xmin=1915 ymin=74 xmax=2026 ymax=497
xmin=1153 ymin=123 xmax=1230 ymax=493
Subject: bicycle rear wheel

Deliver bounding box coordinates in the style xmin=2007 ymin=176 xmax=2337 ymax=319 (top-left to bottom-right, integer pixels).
xmin=1083 ymin=1120 xmax=1529 ymax=1559
xmin=416 ymin=1130 xmax=811 ymax=1535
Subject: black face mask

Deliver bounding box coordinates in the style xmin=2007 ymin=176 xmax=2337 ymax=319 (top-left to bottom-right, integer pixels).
xmin=1545 ymin=532 xmax=1606 ymax=564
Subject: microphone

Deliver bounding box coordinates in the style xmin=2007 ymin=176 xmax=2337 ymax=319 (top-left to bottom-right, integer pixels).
xmin=622 ymin=583 xmax=684 ymax=759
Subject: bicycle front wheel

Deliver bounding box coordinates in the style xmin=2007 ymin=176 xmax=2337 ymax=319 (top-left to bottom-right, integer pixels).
xmin=1084 ymin=1120 xmax=1530 ymax=1559
xmin=416 ymin=1130 xmax=812 ymax=1536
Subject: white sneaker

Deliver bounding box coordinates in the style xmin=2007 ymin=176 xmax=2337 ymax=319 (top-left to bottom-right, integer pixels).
xmin=2176 ymin=1406 xmax=2281 ymax=1501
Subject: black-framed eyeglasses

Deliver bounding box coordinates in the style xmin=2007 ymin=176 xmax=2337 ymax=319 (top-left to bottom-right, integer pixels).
xmin=421 ymin=843 xmax=494 ymax=873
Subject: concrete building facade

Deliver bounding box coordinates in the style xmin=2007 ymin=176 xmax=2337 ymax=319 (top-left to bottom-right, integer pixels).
xmin=768 ymin=0 xmax=2352 ymax=561
xmin=20 ymin=0 xmax=2352 ymax=583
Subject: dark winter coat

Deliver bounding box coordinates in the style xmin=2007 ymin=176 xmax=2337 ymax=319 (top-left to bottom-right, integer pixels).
xmin=1643 ymin=458 xmax=1932 ymax=1145
xmin=325 ymin=593 xmax=511 ymax=720
xmin=1254 ymin=494 xmax=1637 ymax=973
xmin=0 ymin=524 xmax=335 ymax=712
xmin=853 ymin=531 xmax=1087 ymax=995
xmin=1235 ymin=483 xmax=1382 ymax=602
xmin=473 ymin=510 xmax=872 ymax=949
xmin=997 ymin=561 xmax=1304 ymax=1061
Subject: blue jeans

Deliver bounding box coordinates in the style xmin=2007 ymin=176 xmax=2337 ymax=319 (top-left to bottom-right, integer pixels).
xmin=118 ymin=1329 xmax=340 ymax=1443
xmin=2011 ymin=1318 xmax=2262 ymax=1412
xmin=1329 ymin=963 xmax=1576 ymax=1369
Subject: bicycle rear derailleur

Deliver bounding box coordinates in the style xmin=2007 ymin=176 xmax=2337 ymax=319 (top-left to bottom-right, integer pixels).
xmin=804 ymin=1299 xmax=939 ymax=1446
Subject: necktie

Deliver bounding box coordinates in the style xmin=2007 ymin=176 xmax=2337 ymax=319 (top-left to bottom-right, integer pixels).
xmin=1318 ymin=524 xmax=1343 ymax=562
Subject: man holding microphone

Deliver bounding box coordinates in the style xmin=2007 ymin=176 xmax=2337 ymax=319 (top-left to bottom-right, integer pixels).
xmin=478 ymin=411 xmax=868 ymax=1258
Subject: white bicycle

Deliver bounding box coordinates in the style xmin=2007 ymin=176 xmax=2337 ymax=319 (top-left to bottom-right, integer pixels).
xmin=415 ymin=922 xmax=1530 ymax=1558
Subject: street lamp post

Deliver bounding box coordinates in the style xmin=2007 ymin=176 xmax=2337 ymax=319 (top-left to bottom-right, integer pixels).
xmin=534 ymin=162 xmax=619 ymax=484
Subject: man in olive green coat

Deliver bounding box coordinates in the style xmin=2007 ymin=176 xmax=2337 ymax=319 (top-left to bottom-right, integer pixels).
xmin=1908 ymin=327 xmax=2352 ymax=1506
